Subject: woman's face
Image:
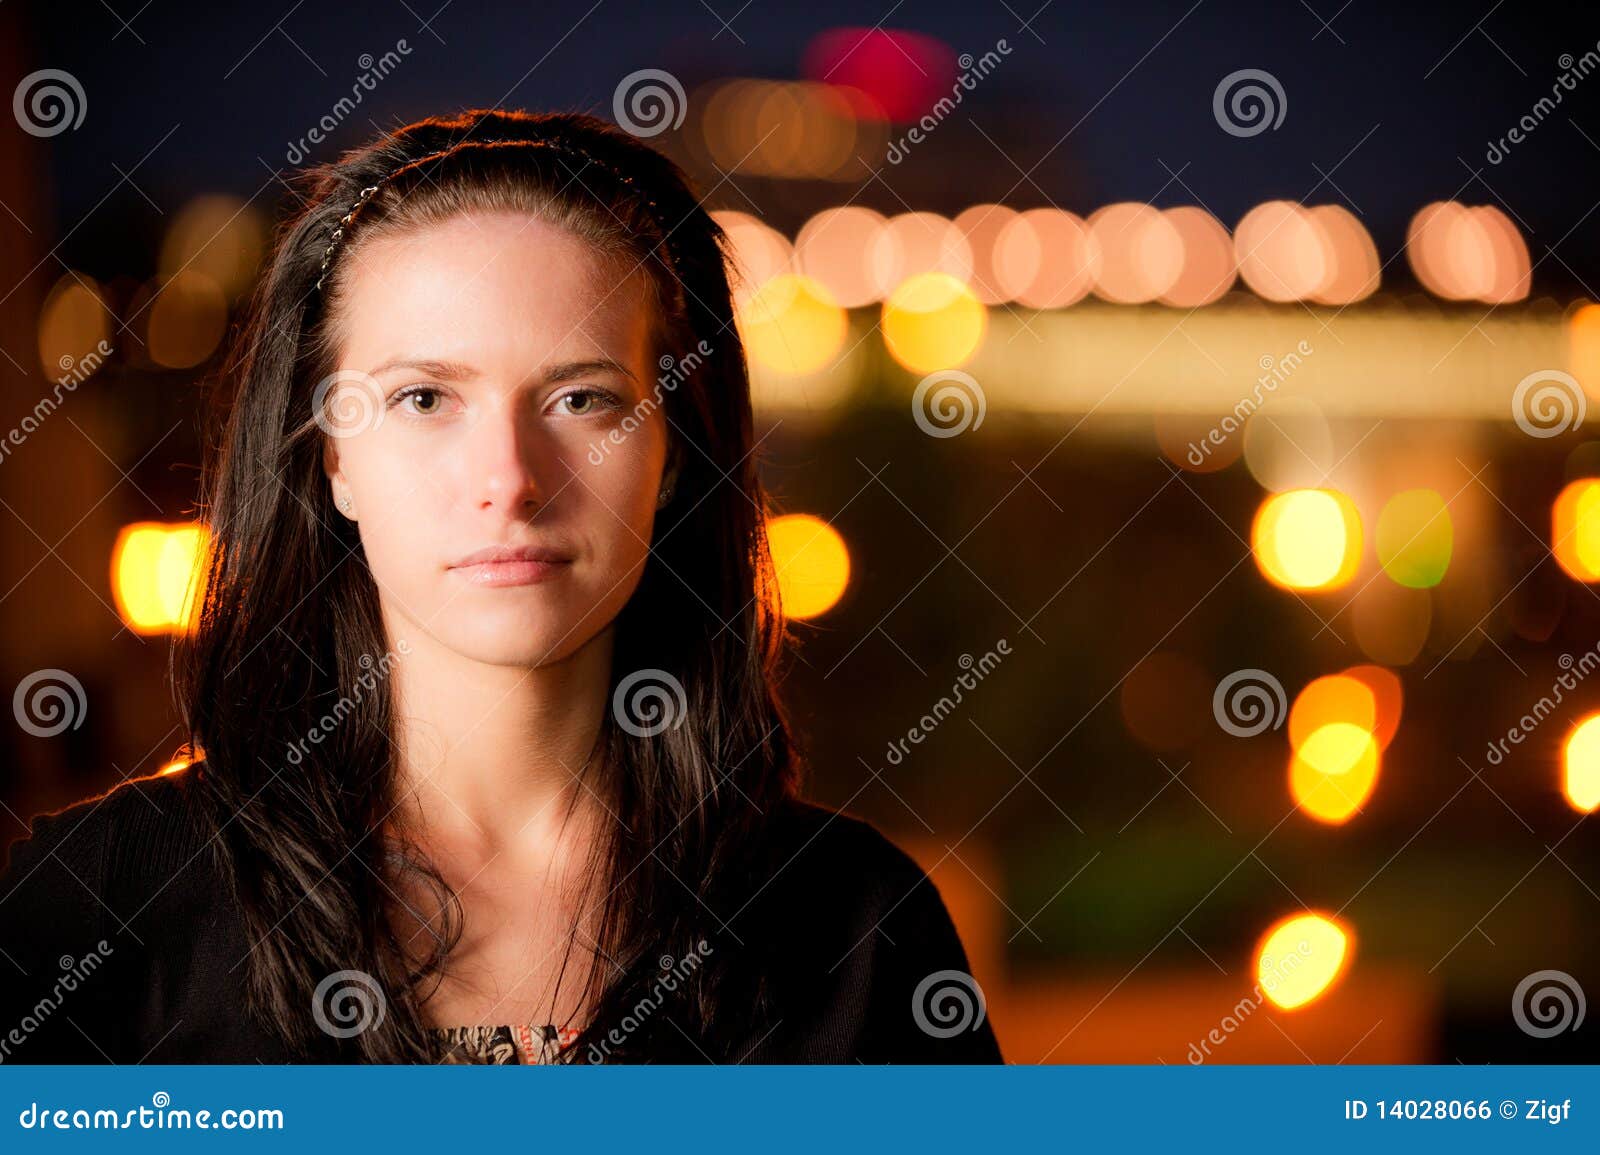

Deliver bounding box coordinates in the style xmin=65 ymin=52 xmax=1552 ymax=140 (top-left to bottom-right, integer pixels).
xmin=322 ymin=211 xmax=675 ymax=669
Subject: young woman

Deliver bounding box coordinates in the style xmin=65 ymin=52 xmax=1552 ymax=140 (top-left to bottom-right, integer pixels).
xmin=0 ymin=109 xmax=1002 ymax=1065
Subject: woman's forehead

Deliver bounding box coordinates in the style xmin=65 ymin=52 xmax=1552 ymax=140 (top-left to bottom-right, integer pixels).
xmin=335 ymin=213 xmax=655 ymax=371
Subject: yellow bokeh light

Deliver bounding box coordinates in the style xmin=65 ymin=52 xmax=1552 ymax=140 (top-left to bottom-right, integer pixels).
xmin=1552 ymin=479 xmax=1600 ymax=582
xmin=1571 ymin=303 xmax=1600 ymax=400
xmin=1376 ymin=488 xmax=1452 ymax=589
xmin=1289 ymin=674 xmax=1376 ymax=750
xmin=37 ymin=274 xmax=111 ymax=380
xmin=111 ymin=521 xmax=210 ymax=635
xmin=1340 ymin=664 xmax=1404 ymax=750
xmin=1562 ymin=714 xmax=1600 ymax=813
xmin=766 ymin=513 xmax=850 ymax=619
xmin=881 ymin=272 xmax=987 ymax=373
xmin=1289 ymin=721 xmax=1380 ymax=823
xmin=147 ymin=271 xmax=228 ymax=369
xmin=1251 ymin=489 xmax=1363 ymax=591
xmin=1255 ymin=912 xmax=1351 ymax=1010
xmin=736 ymin=273 xmax=848 ymax=376
xmin=160 ymin=195 xmax=265 ymax=300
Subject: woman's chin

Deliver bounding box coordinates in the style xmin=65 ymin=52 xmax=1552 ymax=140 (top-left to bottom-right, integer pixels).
xmin=437 ymin=608 xmax=609 ymax=669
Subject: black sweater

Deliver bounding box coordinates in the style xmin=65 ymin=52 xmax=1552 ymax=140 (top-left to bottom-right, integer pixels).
xmin=0 ymin=769 xmax=1003 ymax=1064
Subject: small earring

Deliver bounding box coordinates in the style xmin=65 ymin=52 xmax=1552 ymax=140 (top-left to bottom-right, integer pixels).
xmin=656 ymin=482 xmax=675 ymax=508
xmin=338 ymin=495 xmax=353 ymax=514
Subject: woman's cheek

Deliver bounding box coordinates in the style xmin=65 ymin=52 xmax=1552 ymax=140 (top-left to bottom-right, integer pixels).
xmin=577 ymin=435 xmax=662 ymax=530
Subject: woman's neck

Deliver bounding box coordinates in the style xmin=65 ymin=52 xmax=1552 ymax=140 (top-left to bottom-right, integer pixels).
xmin=382 ymin=620 xmax=617 ymax=856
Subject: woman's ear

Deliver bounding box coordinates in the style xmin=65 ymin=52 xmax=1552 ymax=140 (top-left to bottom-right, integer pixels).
xmin=657 ymin=440 xmax=682 ymax=509
xmin=323 ymin=438 xmax=355 ymax=519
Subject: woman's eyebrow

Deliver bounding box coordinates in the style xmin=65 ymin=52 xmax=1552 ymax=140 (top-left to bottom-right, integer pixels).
xmin=365 ymin=356 xmax=637 ymax=385
xmin=542 ymin=357 xmax=638 ymax=385
xmin=368 ymin=356 xmax=478 ymax=381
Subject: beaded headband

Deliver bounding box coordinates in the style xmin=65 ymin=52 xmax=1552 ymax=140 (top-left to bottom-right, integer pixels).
xmin=314 ymin=138 xmax=677 ymax=292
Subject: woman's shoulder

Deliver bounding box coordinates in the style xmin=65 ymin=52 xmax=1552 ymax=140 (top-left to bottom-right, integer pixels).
xmin=736 ymin=795 xmax=1004 ymax=1062
xmin=765 ymin=793 xmax=926 ymax=865
xmin=1 ymin=764 xmax=218 ymax=916
xmin=757 ymin=795 xmax=936 ymax=906
xmin=749 ymin=794 xmax=954 ymax=935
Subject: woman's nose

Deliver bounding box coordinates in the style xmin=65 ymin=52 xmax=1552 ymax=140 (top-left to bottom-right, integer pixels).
xmin=467 ymin=403 xmax=549 ymax=515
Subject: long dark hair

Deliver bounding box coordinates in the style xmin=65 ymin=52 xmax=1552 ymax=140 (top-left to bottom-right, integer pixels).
xmin=176 ymin=109 xmax=801 ymax=1062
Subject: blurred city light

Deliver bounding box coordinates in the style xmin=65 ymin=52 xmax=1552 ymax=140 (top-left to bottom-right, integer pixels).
xmin=736 ymin=273 xmax=848 ymax=376
xmin=1375 ymin=489 xmax=1453 ymax=589
xmin=766 ymin=513 xmax=851 ymax=619
xmin=111 ymin=521 xmax=209 ymax=636
xmin=1252 ymin=489 xmax=1363 ymax=591
xmin=1255 ymin=913 xmax=1352 ymax=1010
xmin=1563 ymin=715 xmax=1600 ymax=813
xmin=881 ymin=272 xmax=986 ymax=372
xmin=1551 ymin=478 xmax=1600 ymax=582
xmin=1289 ymin=721 xmax=1381 ymax=823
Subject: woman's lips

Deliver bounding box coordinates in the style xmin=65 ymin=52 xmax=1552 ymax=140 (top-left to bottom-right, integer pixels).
xmin=448 ymin=558 xmax=572 ymax=587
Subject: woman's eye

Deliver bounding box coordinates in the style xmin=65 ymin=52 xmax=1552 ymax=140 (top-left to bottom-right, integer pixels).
xmin=392 ymin=386 xmax=443 ymax=415
xmin=559 ymin=389 xmax=615 ymax=416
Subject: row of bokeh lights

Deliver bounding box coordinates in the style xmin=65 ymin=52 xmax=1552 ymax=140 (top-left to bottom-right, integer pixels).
xmin=719 ymin=198 xmax=1532 ymax=379
xmin=728 ymin=199 xmax=1529 ymax=312
xmin=32 ymin=192 xmax=1536 ymax=389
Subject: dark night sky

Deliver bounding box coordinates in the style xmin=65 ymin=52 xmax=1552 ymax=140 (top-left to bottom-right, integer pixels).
xmin=18 ymin=0 xmax=1600 ymax=294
